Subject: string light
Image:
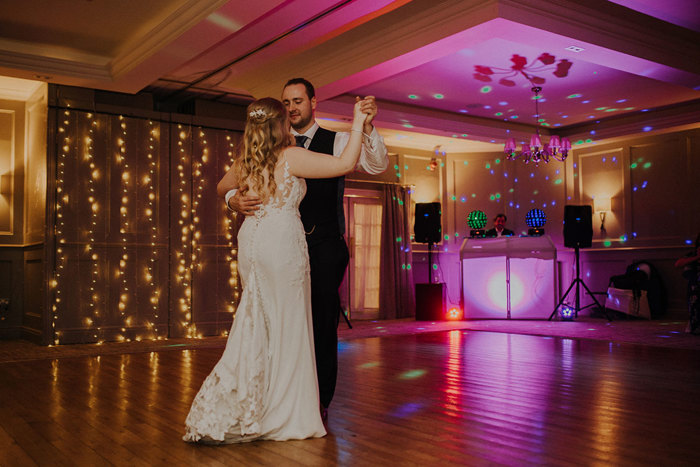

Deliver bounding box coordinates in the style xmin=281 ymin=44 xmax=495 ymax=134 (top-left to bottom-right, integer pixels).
xmin=146 ymin=120 xmax=160 ymax=339
xmin=52 ymin=110 xmax=71 ymax=345
xmin=176 ymin=125 xmax=194 ymax=337
xmin=86 ymin=112 xmax=102 ymax=343
xmin=117 ymin=116 xmax=129 ymax=342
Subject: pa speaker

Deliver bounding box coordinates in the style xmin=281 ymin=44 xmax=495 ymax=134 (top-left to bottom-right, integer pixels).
xmin=415 ymin=283 xmax=445 ymax=320
xmin=564 ymin=205 xmax=593 ymax=248
xmin=414 ymin=202 xmax=441 ymax=244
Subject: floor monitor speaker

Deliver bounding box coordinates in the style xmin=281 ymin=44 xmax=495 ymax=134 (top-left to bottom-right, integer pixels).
xmin=415 ymin=283 xmax=445 ymax=320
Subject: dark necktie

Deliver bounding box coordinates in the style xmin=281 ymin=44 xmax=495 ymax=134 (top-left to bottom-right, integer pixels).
xmin=295 ymin=135 xmax=308 ymax=148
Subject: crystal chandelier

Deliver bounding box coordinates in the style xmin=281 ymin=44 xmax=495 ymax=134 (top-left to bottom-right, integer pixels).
xmin=504 ymin=86 xmax=570 ymax=164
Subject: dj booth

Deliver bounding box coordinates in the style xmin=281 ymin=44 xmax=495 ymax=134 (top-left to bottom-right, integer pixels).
xmin=459 ymin=236 xmax=557 ymax=319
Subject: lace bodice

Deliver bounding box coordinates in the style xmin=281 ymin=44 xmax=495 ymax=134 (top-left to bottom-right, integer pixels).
xmin=252 ymin=158 xmax=306 ymax=219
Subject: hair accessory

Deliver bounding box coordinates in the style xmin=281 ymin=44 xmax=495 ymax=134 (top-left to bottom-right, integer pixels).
xmin=249 ymin=108 xmax=266 ymax=119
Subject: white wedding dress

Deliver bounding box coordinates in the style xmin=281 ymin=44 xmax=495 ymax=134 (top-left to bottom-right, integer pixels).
xmin=184 ymin=158 xmax=326 ymax=443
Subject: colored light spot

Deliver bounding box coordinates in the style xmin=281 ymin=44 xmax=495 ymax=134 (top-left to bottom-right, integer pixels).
xmin=643 ymin=126 xmax=652 ymax=132
xmin=359 ymin=362 xmax=379 ymax=368
xmin=554 ymin=179 xmax=562 ymax=185
xmin=463 ymin=161 xmax=468 ymax=165
xmin=433 ymin=93 xmax=444 ymax=99
xmin=403 ymin=123 xmax=414 ymax=128
xmin=509 ymin=188 xmax=514 ymax=193
xmin=620 ymin=235 xmax=627 ymax=242
xmin=603 ymin=240 xmax=612 ymax=247
xmin=567 ymin=93 xmax=582 ymax=99
xmin=459 ymin=109 xmax=468 ymax=113
xmin=495 ymin=159 xmax=501 ymax=164
xmin=630 ymin=162 xmax=638 ymax=169
xmin=480 ymin=86 xmax=492 ymax=93
xmin=643 ymin=162 xmax=652 ymax=169
xmin=451 ymin=195 xmax=456 ymax=201
xmin=394 ymin=164 xmax=399 ymax=170
xmin=616 ymin=99 xmax=627 ymax=103
xmin=408 ymin=94 xmax=418 ymax=99
xmin=604 ymin=108 xmax=618 ymax=112
xmin=399 ymin=370 xmax=426 ymax=380
xmin=406 ymin=264 xmax=411 ymax=270
xmin=595 ymin=107 xmax=607 ymax=111
xmin=510 ymin=115 xmax=519 ymax=119
xmin=432 ymin=264 xmax=438 ymax=270
xmin=484 ymin=105 xmax=492 ymax=109
xmin=489 ymin=195 xmax=495 ymax=201
xmin=485 ymin=163 xmax=491 ymax=169
xmin=444 ymin=235 xmax=449 ymax=240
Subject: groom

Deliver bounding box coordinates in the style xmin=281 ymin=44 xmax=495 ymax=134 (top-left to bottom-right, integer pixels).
xmin=227 ymin=78 xmax=388 ymax=421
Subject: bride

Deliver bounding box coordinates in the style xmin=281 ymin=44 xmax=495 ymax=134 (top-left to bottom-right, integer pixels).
xmin=183 ymin=97 xmax=368 ymax=443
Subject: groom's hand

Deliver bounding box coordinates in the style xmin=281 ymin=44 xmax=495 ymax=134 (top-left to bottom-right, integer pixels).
xmin=229 ymin=192 xmax=262 ymax=216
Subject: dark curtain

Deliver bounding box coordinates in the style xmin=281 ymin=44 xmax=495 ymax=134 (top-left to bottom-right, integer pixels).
xmin=379 ymin=184 xmax=415 ymax=318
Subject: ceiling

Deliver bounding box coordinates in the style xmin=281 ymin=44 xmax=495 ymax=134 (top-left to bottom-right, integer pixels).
xmin=1 ymin=0 xmax=699 ymax=153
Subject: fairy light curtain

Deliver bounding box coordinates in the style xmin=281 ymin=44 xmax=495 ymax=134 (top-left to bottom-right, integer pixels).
xmin=52 ymin=109 xmax=240 ymax=345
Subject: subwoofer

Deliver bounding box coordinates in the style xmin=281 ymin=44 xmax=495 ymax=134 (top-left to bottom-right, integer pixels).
xmin=563 ymin=205 xmax=593 ymax=248
xmin=414 ymin=202 xmax=441 ymax=244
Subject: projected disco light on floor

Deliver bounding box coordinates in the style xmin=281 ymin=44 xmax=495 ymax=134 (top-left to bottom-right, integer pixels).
xmin=468 ymin=210 xmax=487 ymax=238
xmin=526 ymin=208 xmax=547 ymax=236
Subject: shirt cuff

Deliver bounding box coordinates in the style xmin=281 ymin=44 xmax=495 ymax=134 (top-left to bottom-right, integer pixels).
xmin=225 ymin=189 xmax=238 ymax=212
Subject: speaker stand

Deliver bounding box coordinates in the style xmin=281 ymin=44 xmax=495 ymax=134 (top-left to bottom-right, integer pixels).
xmin=549 ymin=246 xmax=612 ymax=321
xmin=428 ymin=242 xmax=434 ymax=284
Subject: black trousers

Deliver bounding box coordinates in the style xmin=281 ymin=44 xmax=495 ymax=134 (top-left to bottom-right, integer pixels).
xmin=308 ymin=236 xmax=349 ymax=408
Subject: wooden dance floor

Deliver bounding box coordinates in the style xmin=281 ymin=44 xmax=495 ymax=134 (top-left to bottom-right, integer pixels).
xmin=2 ymin=328 xmax=700 ymax=466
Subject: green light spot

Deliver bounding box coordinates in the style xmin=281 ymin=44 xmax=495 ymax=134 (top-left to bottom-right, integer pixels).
xmin=404 ymin=164 xmax=408 ymax=169
xmin=403 ymin=123 xmax=414 ymax=128
xmin=463 ymin=161 xmax=469 ymax=165
xmin=408 ymin=94 xmax=418 ymax=99
xmin=538 ymin=118 xmax=545 ymax=122
xmin=399 ymin=369 xmax=426 ymax=380
xmin=495 ymin=159 xmax=501 ymax=164
xmin=394 ymin=164 xmax=399 ymax=170
xmin=575 ymin=140 xmax=585 ymax=145
xmin=604 ymin=108 xmax=618 ymax=112
xmin=440 ymin=162 xmax=445 ymax=167
xmin=585 ymin=139 xmax=593 ymax=143
xmin=603 ymin=240 xmax=612 ymax=247
xmin=451 ymin=195 xmax=456 ymax=201
xmin=554 ymin=179 xmax=562 ymax=185
xmin=567 ymin=93 xmax=582 ymax=99
xmin=495 ymin=112 xmax=503 ymax=116
xmin=533 ymin=190 xmax=539 ymax=195
xmin=480 ymin=86 xmax=492 ymax=93
xmin=444 ymin=235 xmax=449 ymax=240
xmin=495 ymin=193 xmax=501 ymax=199
xmin=433 ymin=93 xmax=444 ymax=99
xmin=595 ymin=107 xmax=608 ymax=111
xmin=643 ymin=162 xmax=652 ymax=169
xmin=489 ymin=194 xmax=495 ymax=201
xmin=396 ymin=237 xmax=402 ymax=242
xmin=485 ymin=163 xmax=491 ymax=169
xmin=432 ymin=264 xmax=438 ymax=270
xmin=471 ymin=193 xmax=476 ymax=198
xmin=630 ymin=163 xmax=638 ymax=169
xmin=359 ymin=362 xmax=379 ymax=368
xmin=509 ymin=188 xmax=514 ymax=193
xmin=454 ymin=232 xmax=460 ymax=237
xmin=406 ymin=264 xmax=411 ymax=270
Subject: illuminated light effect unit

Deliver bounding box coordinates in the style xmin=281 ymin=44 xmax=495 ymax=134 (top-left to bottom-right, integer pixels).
xmin=505 ymin=87 xmax=571 ymax=165
xmin=525 ymin=208 xmax=547 ymax=236
xmin=467 ymin=210 xmax=487 ymax=238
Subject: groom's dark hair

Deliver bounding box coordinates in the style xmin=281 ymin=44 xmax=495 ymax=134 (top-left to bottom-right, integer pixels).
xmin=284 ymin=78 xmax=315 ymax=100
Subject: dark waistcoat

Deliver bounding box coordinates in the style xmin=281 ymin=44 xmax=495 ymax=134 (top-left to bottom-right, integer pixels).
xmin=299 ymin=127 xmax=344 ymax=246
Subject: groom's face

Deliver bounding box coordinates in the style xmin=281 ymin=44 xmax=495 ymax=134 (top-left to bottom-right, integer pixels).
xmin=282 ymin=84 xmax=316 ymax=132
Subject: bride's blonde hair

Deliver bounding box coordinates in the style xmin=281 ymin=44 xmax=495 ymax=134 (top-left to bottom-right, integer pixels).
xmin=236 ymin=97 xmax=294 ymax=200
